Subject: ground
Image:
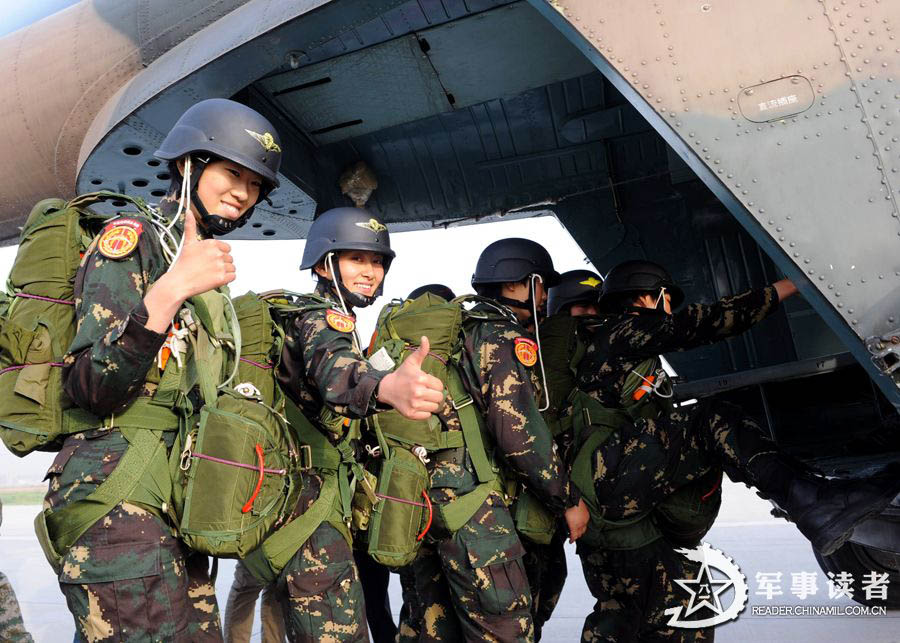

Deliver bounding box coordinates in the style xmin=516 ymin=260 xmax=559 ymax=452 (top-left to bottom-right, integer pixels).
xmin=1 ymin=480 xmax=897 ymax=642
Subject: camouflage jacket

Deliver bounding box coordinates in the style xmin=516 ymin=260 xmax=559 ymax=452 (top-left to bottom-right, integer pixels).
xmin=62 ymin=201 xmax=179 ymax=417
xmin=275 ymin=281 xmax=389 ymax=445
xmin=450 ymin=303 xmax=579 ymax=515
xmin=576 ymin=286 xmax=780 ymax=408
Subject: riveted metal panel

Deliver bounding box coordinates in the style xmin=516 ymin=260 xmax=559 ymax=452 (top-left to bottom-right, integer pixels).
xmin=423 ymin=2 xmax=595 ymax=109
xmin=529 ymin=0 xmax=900 ymax=408
xmin=259 ymin=35 xmax=449 ymax=145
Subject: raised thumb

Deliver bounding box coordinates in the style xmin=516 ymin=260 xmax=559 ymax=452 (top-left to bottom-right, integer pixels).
xmin=406 ymin=336 xmax=431 ymax=369
xmin=183 ymin=211 xmax=199 ymax=243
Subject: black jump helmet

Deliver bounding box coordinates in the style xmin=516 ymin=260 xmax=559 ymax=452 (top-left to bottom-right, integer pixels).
xmin=408 ymin=284 xmax=456 ymax=301
xmin=300 ymin=207 xmax=395 ymax=308
xmin=547 ymin=269 xmax=603 ymax=316
xmin=598 ymin=260 xmax=685 ymax=311
xmin=154 ymin=98 xmax=283 ymax=236
xmin=471 ymin=238 xmax=560 ymax=289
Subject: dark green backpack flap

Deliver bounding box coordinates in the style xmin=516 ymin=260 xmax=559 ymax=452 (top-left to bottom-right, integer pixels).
xmin=367 ymin=445 xmax=429 ymax=567
xmin=177 ymin=394 xmax=296 ymax=558
xmin=232 ymin=291 xmax=281 ymax=408
xmin=0 ymin=194 xmax=132 ymax=456
xmin=511 ymin=488 xmax=556 ymax=545
xmin=538 ymin=314 xmax=583 ymax=425
xmin=654 ymin=468 xmax=723 ymax=548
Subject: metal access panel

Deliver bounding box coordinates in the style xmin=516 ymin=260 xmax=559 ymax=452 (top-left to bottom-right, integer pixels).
xmin=423 ymin=2 xmax=595 ymax=109
xmin=259 ymin=35 xmax=449 ymax=145
xmin=529 ymin=0 xmax=900 ymax=409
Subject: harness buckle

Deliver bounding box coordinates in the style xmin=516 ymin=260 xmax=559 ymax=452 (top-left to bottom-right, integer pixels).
xmin=179 ymin=433 xmax=194 ymax=472
xmin=298 ymin=444 xmax=313 ymax=471
xmin=451 ymin=395 xmax=473 ymax=410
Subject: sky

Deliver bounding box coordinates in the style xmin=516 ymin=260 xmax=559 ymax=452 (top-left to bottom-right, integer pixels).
xmin=0 ymin=215 xmax=595 ymax=485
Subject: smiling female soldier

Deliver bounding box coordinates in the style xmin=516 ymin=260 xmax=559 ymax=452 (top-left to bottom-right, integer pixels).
xmin=241 ymin=206 xmax=445 ymax=642
xmin=47 ymin=98 xmax=282 ymax=641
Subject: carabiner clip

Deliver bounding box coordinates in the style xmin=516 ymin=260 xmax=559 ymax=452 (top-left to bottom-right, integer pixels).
xmin=179 ymin=433 xmax=194 ymax=471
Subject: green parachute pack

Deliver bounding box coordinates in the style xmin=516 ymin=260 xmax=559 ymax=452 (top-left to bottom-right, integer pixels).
xmin=2 ymin=192 xmax=315 ymax=569
xmin=0 ymin=192 xmax=147 ymax=456
xmin=539 ymin=313 xmax=722 ymax=550
xmin=241 ymin=291 xmax=377 ymax=584
xmin=360 ymin=292 xmax=513 ymax=567
xmin=167 ymin=289 xmax=305 ymax=560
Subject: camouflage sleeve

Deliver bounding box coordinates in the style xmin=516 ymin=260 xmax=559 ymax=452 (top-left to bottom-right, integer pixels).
xmin=279 ymin=309 xmax=388 ymax=423
xmin=62 ymin=235 xmax=167 ymax=416
xmin=474 ymin=324 xmax=579 ymax=514
xmin=606 ymin=286 xmax=779 ymax=359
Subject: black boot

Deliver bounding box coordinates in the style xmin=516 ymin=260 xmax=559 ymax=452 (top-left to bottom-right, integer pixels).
xmin=747 ymin=455 xmax=900 ymax=555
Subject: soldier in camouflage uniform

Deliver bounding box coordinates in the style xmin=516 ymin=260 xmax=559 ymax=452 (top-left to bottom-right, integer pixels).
xmin=271 ymin=206 xmax=444 ymax=642
xmin=397 ymin=238 xmax=589 ymax=643
xmin=567 ymin=260 xmax=900 ymax=641
xmin=0 ymin=499 xmax=34 ymax=643
xmin=52 ymin=99 xmax=283 ymax=641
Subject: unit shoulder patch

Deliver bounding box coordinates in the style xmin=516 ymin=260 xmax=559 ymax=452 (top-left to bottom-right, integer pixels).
xmin=513 ymin=337 xmax=538 ymax=367
xmin=325 ymin=308 xmax=356 ymax=333
xmin=97 ymin=218 xmax=143 ymax=260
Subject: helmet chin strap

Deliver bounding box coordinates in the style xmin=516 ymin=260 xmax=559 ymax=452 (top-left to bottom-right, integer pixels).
xmin=654 ymin=286 xmax=668 ymax=311
xmin=530 ymin=274 xmax=550 ymax=413
xmin=187 ymin=155 xmax=254 ymax=237
xmin=325 ymin=252 xmax=377 ymax=310
xmin=325 ymin=252 xmax=364 ymax=353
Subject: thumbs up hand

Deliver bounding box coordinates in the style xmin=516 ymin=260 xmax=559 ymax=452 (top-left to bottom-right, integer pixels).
xmin=376 ymin=336 xmax=445 ymax=420
xmin=169 ymin=212 xmax=236 ymax=298
xmin=143 ymin=213 xmax=235 ymax=333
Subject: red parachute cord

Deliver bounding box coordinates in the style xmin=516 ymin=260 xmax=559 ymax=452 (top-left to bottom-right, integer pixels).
xmin=242 ymin=444 xmax=265 ymax=513
xmin=417 ymin=490 xmax=433 ymax=541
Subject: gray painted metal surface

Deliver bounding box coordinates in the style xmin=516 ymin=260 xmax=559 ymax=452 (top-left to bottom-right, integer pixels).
xmin=529 ymin=0 xmax=900 ymax=409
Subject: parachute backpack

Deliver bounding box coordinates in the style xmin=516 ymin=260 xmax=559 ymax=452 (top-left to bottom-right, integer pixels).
xmin=539 ymin=313 xmax=722 ymax=550
xmin=240 ymin=291 xmax=377 ymax=585
xmin=0 ymin=192 xmax=159 ymax=456
xmin=163 ymin=290 xmax=296 ymax=559
xmin=361 ymin=292 xmax=512 ymax=567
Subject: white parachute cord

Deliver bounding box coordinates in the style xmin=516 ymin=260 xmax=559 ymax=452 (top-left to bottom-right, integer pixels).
xmin=531 ymin=273 xmax=550 ymax=412
xmin=166 ymin=158 xmax=192 ymax=268
xmin=218 ymin=290 xmax=242 ymax=390
xmin=654 ymin=286 xmax=667 ymax=310
xmin=630 ymin=368 xmax=675 ymax=399
xmin=326 ymin=252 xmax=363 ymax=354
xmin=167 ymin=156 xmax=191 ymax=233
xmin=155 ymin=218 xmax=181 ymax=266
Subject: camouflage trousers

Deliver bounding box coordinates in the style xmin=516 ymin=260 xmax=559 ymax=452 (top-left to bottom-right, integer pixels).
xmin=46 ymin=430 xmax=222 ymax=642
xmin=275 ymin=521 xmax=367 ymax=643
xmin=397 ymin=491 xmax=533 ymax=642
xmin=592 ymin=400 xmax=771 ymax=520
xmin=0 ymin=571 xmax=33 ymax=643
xmin=578 ymin=539 xmax=713 ymax=642
xmin=521 ymin=526 xmax=568 ymax=641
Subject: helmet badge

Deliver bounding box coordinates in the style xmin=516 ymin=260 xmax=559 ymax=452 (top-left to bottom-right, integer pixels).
xmin=355 ymin=218 xmax=388 ymax=233
xmin=245 ymin=129 xmax=282 ymax=153
xmin=579 ymin=277 xmax=602 ymax=288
